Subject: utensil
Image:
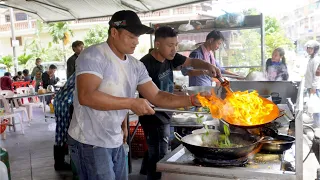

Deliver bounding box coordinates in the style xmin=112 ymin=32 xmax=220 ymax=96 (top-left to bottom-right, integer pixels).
xmin=153 ymin=107 xmax=208 ymax=114
xmin=216 ymin=77 xmax=233 ymax=93
xmin=174 ymin=131 xmax=265 ymax=160
xmin=260 ymin=134 xmax=295 ymax=154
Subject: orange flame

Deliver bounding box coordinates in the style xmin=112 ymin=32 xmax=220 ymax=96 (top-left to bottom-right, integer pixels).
xmin=197 ymin=90 xmax=279 ymax=126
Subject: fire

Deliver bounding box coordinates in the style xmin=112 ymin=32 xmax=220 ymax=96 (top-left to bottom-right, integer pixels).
xmin=197 ymin=89 xmax=279 ymax=126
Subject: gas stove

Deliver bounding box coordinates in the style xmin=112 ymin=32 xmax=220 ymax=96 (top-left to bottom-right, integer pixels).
xmin=193 ymin=155 xmax=248 ymax=167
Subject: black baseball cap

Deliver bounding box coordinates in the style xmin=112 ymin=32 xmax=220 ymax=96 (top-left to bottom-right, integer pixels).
xmin=109 ymin=10 xmax=154 ymax=36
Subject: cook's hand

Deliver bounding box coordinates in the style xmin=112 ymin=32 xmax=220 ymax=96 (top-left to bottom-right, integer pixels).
xmin=206 ymin=65 xmax=221 ymax=78
xmin=122 ymin=126 xmax=128 ymax=144
xmin=130 ymin=98 xmax=155 ymax=116
xmin=311 ymin=88 xmax=317 ymax=94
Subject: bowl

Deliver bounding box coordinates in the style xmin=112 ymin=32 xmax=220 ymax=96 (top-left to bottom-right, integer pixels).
xmin=203 ymin=120 xmax=220 ymax=129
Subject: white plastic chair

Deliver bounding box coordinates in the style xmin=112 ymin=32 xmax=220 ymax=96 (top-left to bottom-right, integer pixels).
xmin=16 ymin=87 xmax=43 ymax=121
xmin=0 ymin=95 xmax=24 ymax=140
xmin=0 ymin=90 xmax=30 ymax=125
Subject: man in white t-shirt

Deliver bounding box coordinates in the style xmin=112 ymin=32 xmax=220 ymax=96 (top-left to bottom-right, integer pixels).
xmin=68 ymin=10 xmax=220 ymax=180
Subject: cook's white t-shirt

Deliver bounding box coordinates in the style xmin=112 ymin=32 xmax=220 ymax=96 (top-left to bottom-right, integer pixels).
xmin=68 ymin=42 xmax=151 ymax=148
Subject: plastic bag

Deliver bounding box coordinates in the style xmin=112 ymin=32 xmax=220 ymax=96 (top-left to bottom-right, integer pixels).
xmin=307 ymin=94 xmax=320 ymax=113
xmin=178 ymin=20 xmax=194 ymax=32
xmin=214 ymin=11 xmax=244 ymax=28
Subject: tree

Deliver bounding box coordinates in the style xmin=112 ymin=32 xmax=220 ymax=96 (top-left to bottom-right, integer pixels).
xmin=0 ymin=55 xmax=13 ymax=71
xmin=48 ymin=22 xmax=73 ymax=62
xmin=264 ymin=16 xmax=294 ymax=57
xmin=18 ymin=54 xmax=33 ymax=65
xmin=83 ymin=25 xmax=108 ymax=48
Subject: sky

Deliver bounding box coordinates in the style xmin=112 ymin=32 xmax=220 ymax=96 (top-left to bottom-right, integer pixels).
xmin=209 ymin=0 xmax=306 ymax=17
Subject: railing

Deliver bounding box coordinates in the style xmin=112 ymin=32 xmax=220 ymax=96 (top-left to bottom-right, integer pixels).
xmin=0 ymin=20 xmax=36 ymax=32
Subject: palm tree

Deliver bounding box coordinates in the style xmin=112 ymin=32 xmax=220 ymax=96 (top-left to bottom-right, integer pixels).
xmin=0 ymin=55 xmax=13 ymax=71
xmin=48 ymin=22 xmax=73 ymax=62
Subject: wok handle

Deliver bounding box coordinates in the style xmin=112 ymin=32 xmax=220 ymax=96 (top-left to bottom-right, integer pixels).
xmin=174 ymin=132 xmax=183 ymax=141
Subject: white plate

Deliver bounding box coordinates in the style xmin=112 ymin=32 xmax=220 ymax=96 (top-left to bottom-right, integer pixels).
xmin=172 ymin=113 xmax=192 ymax=123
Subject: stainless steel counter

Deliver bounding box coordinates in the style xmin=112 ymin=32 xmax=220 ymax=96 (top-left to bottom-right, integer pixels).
xmin=157 ymin=145 xmax=295 ymax=180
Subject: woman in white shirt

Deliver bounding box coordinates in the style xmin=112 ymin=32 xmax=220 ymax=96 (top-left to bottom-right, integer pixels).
xmin=304 ymin=40 xmax=320 ymax=127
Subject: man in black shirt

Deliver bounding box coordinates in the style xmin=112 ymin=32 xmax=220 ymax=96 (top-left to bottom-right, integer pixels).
xmin=42 ymin=64 xmax=59 ymax=104
xmin=139 ymin=26 xmax=221 ymax=180
xmin=67 ymin=40 xmax=84 ymax=79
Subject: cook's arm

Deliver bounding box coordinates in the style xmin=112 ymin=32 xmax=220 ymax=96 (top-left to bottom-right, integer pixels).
xmin=138 ymin=81 xmax=193 ymax=108
xmin=181 ymin=52 xmax=209 ymax=77
xmin=312 ymin=60 xmax=320 ymax=89
xmin=77 ymin=74 xmax=139 ymax=110
xmin=183 ymin=57 xmax=220 ymax=75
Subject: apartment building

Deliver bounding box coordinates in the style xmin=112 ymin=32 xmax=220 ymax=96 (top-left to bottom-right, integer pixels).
xmin=279 ymin=0 xmax=320 ymax=52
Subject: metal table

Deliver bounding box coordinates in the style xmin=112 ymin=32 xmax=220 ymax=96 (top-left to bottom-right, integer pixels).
xmin=5 ymin=92 xmax=55 ymax=131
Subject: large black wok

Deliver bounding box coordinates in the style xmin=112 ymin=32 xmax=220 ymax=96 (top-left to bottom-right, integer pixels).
xmin=175 ymin=131 xmax=262 ymax=160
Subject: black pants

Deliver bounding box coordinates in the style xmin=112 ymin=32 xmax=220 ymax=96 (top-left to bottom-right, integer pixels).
xmin=140 ymin=123 xmax=170 ymax=180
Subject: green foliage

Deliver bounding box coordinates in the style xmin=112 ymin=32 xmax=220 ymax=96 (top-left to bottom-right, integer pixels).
xmin=18 ymin=54 xmax=33 ymax=65
xmin=48 ymin=22 xmax=73 ymax=44
xmin=83 ymin=25 xmax=108 ymax=47
xmin=265 ymin=16 xmax=294 ymax=57
xmin=0 ymin=55 xmax=13 ymax=71
xmin=265 ymin=16 xmax=281 ymax=35
xmin=219 ymin=29 xmax=262 ymax=75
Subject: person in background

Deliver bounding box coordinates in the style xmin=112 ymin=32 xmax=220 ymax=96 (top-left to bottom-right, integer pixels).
xmin=53 ymin=73 xmax=75 ymax=171
xmin=23 ymin=69 xmax=32 ymax=82
xmin=17 ymin=71 xmax=23 ymax=80
xmin=12 ymin=71 xmax=23 ymax=82
xmin=139 ymin=26 xmax=220 ymax=180
xmin=265 ymin=47 xmax=289 ymax=81
xmin=42 ymin=64 xmax=59 ymax=104
xmin=67 ymin=41 xmax=84 ymax=79
xmin=304 ymin=40 xmax=320 ymax=127
xmin=12 ymin=76 xmax=19 ymax=82
xmin=67 ymin=10 xmax=214 ymax=180
xmin=0 ymin=72 xmax=13 ymax=91
xmin=31 ymin=58 xmax=44 ymax=91
xmin=182 ymin=30 xmax=244 ymax=87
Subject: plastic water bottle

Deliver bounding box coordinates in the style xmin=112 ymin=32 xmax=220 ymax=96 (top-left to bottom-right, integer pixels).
xmin=0 ymin=161 xmax=8 ymax=180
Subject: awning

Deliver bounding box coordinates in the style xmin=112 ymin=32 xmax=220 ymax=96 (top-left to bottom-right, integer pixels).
xmin=0 ymin=0 xmax=207 ymax=23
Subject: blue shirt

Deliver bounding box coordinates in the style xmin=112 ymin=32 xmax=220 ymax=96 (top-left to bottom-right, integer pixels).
xmin=181 ymin=47 xmax=225 ymax=86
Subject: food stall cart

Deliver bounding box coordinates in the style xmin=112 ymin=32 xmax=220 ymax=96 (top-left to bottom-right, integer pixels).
xmin=157 ymin=79 xmax=320 ymax=180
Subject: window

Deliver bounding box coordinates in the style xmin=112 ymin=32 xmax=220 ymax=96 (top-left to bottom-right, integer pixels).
xmin=10 ymin=36 xmax=22 ymax=47
xmin=15 ymin=13 xmax=27 ymax=21
xmin=5 ymin=15 xmax=10 ymax=23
